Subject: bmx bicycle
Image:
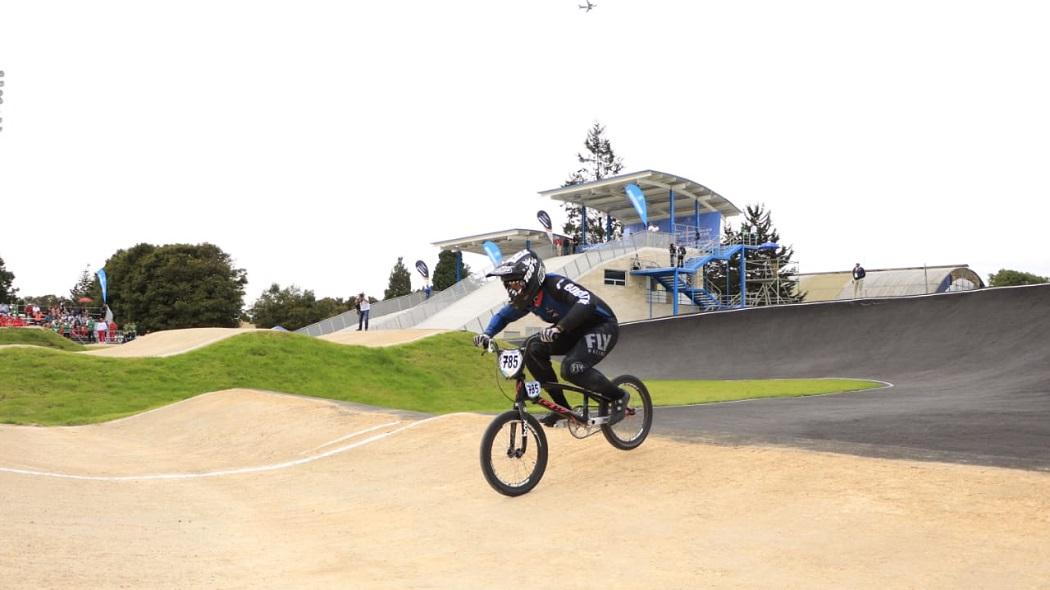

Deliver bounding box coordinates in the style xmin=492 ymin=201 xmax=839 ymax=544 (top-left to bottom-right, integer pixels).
xmin=479 ymin=337 xmax=653 ymax=496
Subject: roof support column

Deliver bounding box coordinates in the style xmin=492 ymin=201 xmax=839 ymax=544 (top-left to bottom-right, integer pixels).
xmin=694 ymin=200 xmax=700 ymax=245
xmin=669 ymin=188 xmax=675 ymax=237
xmin=456 ymin=251 xmax=462 ymax=283
xmin=581 ymin=205 xmax=588 ymax=247
xmin=673 ymin=267 xmax=680 ymax=316
xmin=739 ymin=249 xmax=747 ymax=308
xmin=605 ymin=214 xmax=612 ymax=241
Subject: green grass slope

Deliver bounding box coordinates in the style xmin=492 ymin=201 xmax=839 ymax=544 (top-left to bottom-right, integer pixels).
xmin=0 ymin=327 xmax=86 ymax=351
xmin=0 ymin=330 xmax=881 ymax=426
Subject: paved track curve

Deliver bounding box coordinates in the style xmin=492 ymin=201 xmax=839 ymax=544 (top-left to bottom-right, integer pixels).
xmin=604 ymin=284 xmax=1050 ymax=471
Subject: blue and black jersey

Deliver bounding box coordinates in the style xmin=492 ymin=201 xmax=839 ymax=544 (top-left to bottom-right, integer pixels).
xmin=483 ymin=273 xmax=616 ymax=337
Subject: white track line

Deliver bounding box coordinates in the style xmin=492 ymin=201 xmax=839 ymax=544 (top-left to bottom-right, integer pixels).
xmin=0 ymin=414 xmax=465 ymax=481
xmin=304 ymin=421 xmax=400 ymax=453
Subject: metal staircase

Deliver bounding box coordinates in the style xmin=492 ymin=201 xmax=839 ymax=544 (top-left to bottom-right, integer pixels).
xmin=631 ymin=243 xmax=751 ymax=311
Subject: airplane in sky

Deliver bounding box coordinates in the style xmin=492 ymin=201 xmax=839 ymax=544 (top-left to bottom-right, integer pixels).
xmin=578 ymin=1 xmax=596 ymax=12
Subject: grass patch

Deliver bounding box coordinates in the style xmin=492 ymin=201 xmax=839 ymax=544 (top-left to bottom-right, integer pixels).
xmin=647 ymin=378 xmax=883 ymax=406
xmin=0 ymin=327 xmax=86 ymax=352
xmin=0 ymin=330 xmax=883 ymax=426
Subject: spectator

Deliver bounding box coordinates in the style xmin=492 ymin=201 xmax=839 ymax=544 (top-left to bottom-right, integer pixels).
xmin=678 ymin=244 xmax=686 ymax=268
xmin=424 ymin=284 xmax=432 ymax=299
xmin=357 ymin=293 xmax=371 ymax=331
xmin=669 ymin=242 xmax=677 ymax=267
xmin=852 ymin=263 xmax=866 ymax=298
xmin=96 ymin=318 xmax=108 ymax=344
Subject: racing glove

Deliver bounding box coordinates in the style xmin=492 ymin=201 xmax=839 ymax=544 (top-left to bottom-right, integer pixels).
xmin=473 ymin=333 xmax=491 ymax=349
xmin=540 ymin=326 xmax=562 ymax=343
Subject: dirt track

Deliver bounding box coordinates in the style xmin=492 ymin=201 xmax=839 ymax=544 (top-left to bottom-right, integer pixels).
xmin=2 ymin=327 xmax=1049 ymax=587
xmin=2 ymin=388 xmax=1048 ymax=588
xmin=80 ymin=327 xmax=448 ymax=358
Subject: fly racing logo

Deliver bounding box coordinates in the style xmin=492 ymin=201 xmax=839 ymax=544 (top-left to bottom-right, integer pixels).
xmin=562 ymin=282 xmax=591 ymax=303
xmin=584 ymin=333 xmax=611 ymax=354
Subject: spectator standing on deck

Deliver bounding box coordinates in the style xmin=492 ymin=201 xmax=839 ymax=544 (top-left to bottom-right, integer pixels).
xmin=852 ymin=263 xmax=867 ymax=298
xmin=357 ymin=293 xmax=371 ymax=331
xmin=677 ymin=244 xmax=686 ymax=268
xmin=669 ymin=242 xmax=677 ymax=267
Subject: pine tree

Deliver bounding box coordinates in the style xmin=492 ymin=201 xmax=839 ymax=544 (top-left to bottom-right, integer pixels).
xmin=432 ymin=250 xmax=470 ymax=291
xmin=562 ymin=122 xmax=625 ymax=244
xmin=703 ymin=204 xmax=803 ymax=305
xmin=69 ymin=267 xmax=99 ymax=304
xmin=384 ymin=257 xmax=413 ymax=300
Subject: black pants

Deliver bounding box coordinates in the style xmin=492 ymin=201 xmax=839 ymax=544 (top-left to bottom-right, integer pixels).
xmin=524 ymin=320 xmax=622 ymax=409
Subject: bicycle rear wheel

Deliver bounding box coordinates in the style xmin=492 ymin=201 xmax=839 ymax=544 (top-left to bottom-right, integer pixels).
xmin=479 ymin=410 xmax=549 ymax=496
xmin=601 ymin=375 xmax=653 ymax=450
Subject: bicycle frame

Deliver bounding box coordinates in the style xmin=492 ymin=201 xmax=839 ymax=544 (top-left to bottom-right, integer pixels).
xmin=494 ymin=340 xmax=620 ymax=427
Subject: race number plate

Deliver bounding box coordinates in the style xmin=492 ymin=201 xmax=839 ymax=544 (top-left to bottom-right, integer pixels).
xmin=498 ymin=349 xmax=524 ymax=378
xmin=524 ymin=381 xmax=542 ymax=400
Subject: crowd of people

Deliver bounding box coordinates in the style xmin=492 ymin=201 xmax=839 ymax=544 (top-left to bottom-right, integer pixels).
xmin=0 ymin=303 xmax=134 ymax=344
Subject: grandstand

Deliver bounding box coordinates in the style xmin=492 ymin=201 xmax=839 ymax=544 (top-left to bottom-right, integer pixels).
xmin=301 ymin=169 xmax=985 ymax=339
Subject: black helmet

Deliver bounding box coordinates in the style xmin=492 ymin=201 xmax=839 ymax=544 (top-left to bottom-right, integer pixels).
xmin=487 ymin=249 xmax=546 ymax=310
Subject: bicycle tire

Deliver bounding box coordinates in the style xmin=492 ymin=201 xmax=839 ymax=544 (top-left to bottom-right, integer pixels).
xmin=601 ymin=375 xmax=653 ymax=450
xmin=479 ymin=410 xmax=549 ymax=496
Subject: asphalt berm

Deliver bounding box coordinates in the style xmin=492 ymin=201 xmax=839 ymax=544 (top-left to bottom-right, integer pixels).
xmin=607 ymin=283 xmax=1050 ymax=471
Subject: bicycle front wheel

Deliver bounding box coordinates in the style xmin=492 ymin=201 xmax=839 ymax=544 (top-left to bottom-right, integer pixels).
xmin=602 ymin=375 xmax=653 ymax=450
xmin=479 ymin=410 xmax=549 ymax=497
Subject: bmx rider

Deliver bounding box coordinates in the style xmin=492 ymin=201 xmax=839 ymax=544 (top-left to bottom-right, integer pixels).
xmin=473 ymin=249 xmax=629 ymax=427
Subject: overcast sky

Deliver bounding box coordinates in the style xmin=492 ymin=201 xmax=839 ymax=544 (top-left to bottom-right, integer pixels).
xmin=2 ymin=0 xmax=1048 ymax=304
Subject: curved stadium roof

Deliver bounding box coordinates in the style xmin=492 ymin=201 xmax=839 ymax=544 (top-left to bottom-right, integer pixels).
xmin=798 ymin=265 xmax=984 ymax=301
xmin=538 ymin=170 xmax=741 ymax=224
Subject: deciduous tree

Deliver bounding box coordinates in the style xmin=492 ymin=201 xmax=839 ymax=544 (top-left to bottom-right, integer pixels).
xmin=988 ymin=269 xmax=1048 ymax=287
xmin=0 ymin=256 xmax=16 ymax=304
xmin=248 ymin=284 xmax=350 ymax=331
xmin=102 ymin=243 xmax=247 ymax=332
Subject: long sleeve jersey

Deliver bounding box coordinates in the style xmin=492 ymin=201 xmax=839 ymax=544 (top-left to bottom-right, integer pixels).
xmin=483 ymin=273 xmax=616 ymax=337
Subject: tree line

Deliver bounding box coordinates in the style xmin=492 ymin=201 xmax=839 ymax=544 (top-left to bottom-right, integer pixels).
xmin=0 ymin=244 xmax=471 ymax=333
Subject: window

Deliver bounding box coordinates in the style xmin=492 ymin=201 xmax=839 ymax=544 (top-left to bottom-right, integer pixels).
xmin=604 ymin=269 xmax=627 ymax=286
